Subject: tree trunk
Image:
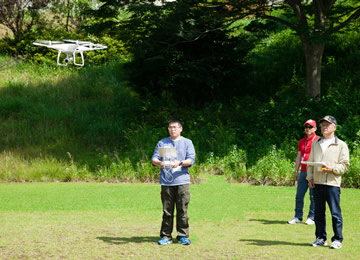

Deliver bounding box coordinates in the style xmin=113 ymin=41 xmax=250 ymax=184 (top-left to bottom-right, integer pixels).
xmin=66 ymin=0 xmax=71 ymax=32
xmin=301 ymin=39 xmax=325 ymax=99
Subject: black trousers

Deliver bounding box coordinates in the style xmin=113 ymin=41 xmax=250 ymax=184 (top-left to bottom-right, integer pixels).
xmin=160 ymin=184 xmax=190 ymax=239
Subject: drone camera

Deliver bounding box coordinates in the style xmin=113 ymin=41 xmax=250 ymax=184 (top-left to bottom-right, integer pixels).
xmin=64 ymin=57 xmax=73 ymax=63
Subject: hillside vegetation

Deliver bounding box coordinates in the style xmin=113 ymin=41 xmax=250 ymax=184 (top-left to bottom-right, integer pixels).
xmin=1 ymin=1 xmax=360 ymax=187
xmin=1 ymin=53 xmax=360 ymax=187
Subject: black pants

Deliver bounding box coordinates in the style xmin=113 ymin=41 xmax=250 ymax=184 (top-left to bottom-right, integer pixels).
xmin=160 ymin=184 xmax=190 ymax=239
xmin=314 ymin=184 xmax=343 ymax=242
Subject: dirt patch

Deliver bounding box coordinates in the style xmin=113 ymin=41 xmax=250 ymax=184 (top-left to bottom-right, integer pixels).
xmin=0 ymin=25 xmax=12 ymax=38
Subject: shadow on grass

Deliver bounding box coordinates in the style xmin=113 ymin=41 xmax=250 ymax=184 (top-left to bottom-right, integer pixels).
xmin=97 ymin=236 xmax=158 ymax=244
xmin=249 ymin=219 xmax=286 ymax=225
xmin=239 ymin=239 xmax=309 ymax=247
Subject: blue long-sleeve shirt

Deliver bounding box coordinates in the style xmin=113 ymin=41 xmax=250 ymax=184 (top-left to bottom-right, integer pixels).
xmin=152 ymin=136 xmax=196 ymax=186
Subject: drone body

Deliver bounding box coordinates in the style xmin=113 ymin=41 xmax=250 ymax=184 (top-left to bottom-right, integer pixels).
xmin=33 ymin=40 xmax=107 ymax=66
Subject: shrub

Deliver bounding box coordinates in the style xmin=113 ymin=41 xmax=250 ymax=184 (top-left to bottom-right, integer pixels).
xmin=345 ymin=156 xmax=360 ymax=188
xmin=247 ymin=145 xmax=293 ymax=186
xmin=343 ymin=138 xmax=360 ymax=188
xmin=203 ymin=145 xmax=247 ymax=182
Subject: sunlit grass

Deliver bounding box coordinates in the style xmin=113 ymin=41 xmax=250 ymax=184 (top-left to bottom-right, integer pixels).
xmin=0 ymin=58 xmax=147 ymax=181
xmin=1 ymin=59 xmax=74 ymax=84
xmin=0 ymin=175 xmax=359 ymax=259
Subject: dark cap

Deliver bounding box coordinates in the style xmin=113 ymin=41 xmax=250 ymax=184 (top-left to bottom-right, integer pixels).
xmin=319 ymin=115 xmax=337 ymax=125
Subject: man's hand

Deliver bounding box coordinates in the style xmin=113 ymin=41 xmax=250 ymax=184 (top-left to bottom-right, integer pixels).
xmin=322 ymin=166 xmax=333 ymax=173
xmin=294 ymin=172 xmax=299 ymax=181
xmin=171 ymin=160 xmax=181 ymax=168
xmin=152 ymin=158 xmax=165 ymax=168
xmin=308 ymin=179 xmax=315 ymax=188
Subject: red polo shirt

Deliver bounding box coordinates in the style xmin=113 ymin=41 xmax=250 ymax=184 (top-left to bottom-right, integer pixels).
xmin=298 ymin=133 xmax=320 ymax=172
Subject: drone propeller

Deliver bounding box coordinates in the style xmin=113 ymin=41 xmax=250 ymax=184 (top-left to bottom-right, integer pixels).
xmin=76 ymin=43 xmax=107 ymax=51
xmin=62 ymin=39 xmax=92 ymax=45
xmin=34 ymin=40 xmax=64 ymax=46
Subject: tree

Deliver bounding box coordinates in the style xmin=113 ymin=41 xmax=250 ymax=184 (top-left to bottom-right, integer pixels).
xmin=224 ymin=0 xmax=360 ymax=98
xmin=83 ymin=0 xmax=257 ymax=105
xmin=86 ymin=1 xmax=360 ymax=99
xmin=0 ymin=0 xmax=51 ymax=42
xmin=50 ymin=0 xmax=100 ymax=32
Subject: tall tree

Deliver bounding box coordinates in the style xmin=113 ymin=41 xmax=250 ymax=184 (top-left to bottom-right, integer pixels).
xmin=223 ymin=0 xmax=360 ymax=97
xmin=50 ymin=0 xmax=99 ymax=32
xmin=0 ymin=0 xmax=52 ymax=42
xmin=83 ymin=0 xmax=258 ymax=104
xmin=87 ymin=0 xmax=360 ymax=99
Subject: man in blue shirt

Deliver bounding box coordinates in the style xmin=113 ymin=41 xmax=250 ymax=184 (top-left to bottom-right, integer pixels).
xmin=152 ymin=119 xmax=196 ymax=245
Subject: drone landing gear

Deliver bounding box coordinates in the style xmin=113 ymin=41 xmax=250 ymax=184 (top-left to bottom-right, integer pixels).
xmin=73 ymin=51 xmax=85 ymax=67
xmin=57 ymin=50 xmax=85 ymax=67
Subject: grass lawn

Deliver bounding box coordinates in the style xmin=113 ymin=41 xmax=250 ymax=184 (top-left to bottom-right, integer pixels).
xmin=0 ymin=174 xmax=359 ymax=259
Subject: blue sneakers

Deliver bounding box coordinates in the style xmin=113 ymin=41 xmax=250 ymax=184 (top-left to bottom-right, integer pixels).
xmin=158 ymin=236 xmax=191 ymax=245
xmin=158 ymin=238 xmax=173 ymax=245
xmin=178 ymin=236 xmax=191 ymax=245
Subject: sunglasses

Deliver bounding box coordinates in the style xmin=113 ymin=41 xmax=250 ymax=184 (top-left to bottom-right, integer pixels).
xmin=304 ymin=125 xmax=314 ymax=129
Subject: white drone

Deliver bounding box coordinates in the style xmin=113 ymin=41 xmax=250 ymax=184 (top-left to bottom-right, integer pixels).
xmin=33 ymin=40 xmax=107 ymax=66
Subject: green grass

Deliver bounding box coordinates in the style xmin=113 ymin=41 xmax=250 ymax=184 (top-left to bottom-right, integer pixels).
xmin=1 ymin=174 xmax=359 ymax=259
xmin=0 ymin=58 xmax=148 ymax=178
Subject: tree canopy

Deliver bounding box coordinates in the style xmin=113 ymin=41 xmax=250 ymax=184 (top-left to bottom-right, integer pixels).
xmin=0 ymin=0 xmax=51 ymax=42
xmin=1 ymin=0 xmax=360 ymax=100
xmin=80 ymin=0 xmax=360 ymax=100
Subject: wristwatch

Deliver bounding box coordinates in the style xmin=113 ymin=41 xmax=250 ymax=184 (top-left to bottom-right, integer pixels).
xmin=179 ymin=161 xmax=183 ymax=166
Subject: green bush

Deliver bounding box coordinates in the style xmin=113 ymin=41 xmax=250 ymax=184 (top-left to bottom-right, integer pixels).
xmin=0 ymin=41 xmax=16 ymax=55
xmin=247 ymin=145 xmax=293 ymax=186
xmin=322 ymin=29 xmax=360 ymax=96
xmin=343 ymin=136 xmax=360 ymax=188
xmin=203 ymin=145 xmax=247 ymax=181
xmin=244 ymin=29 xmax=304 ymax=99
xmin=345 ymin=156 xmax=360 ymax=188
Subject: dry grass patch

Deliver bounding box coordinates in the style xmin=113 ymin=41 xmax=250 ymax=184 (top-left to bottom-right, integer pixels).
xmin=0 ymin=25 xmax=12 ymax=38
